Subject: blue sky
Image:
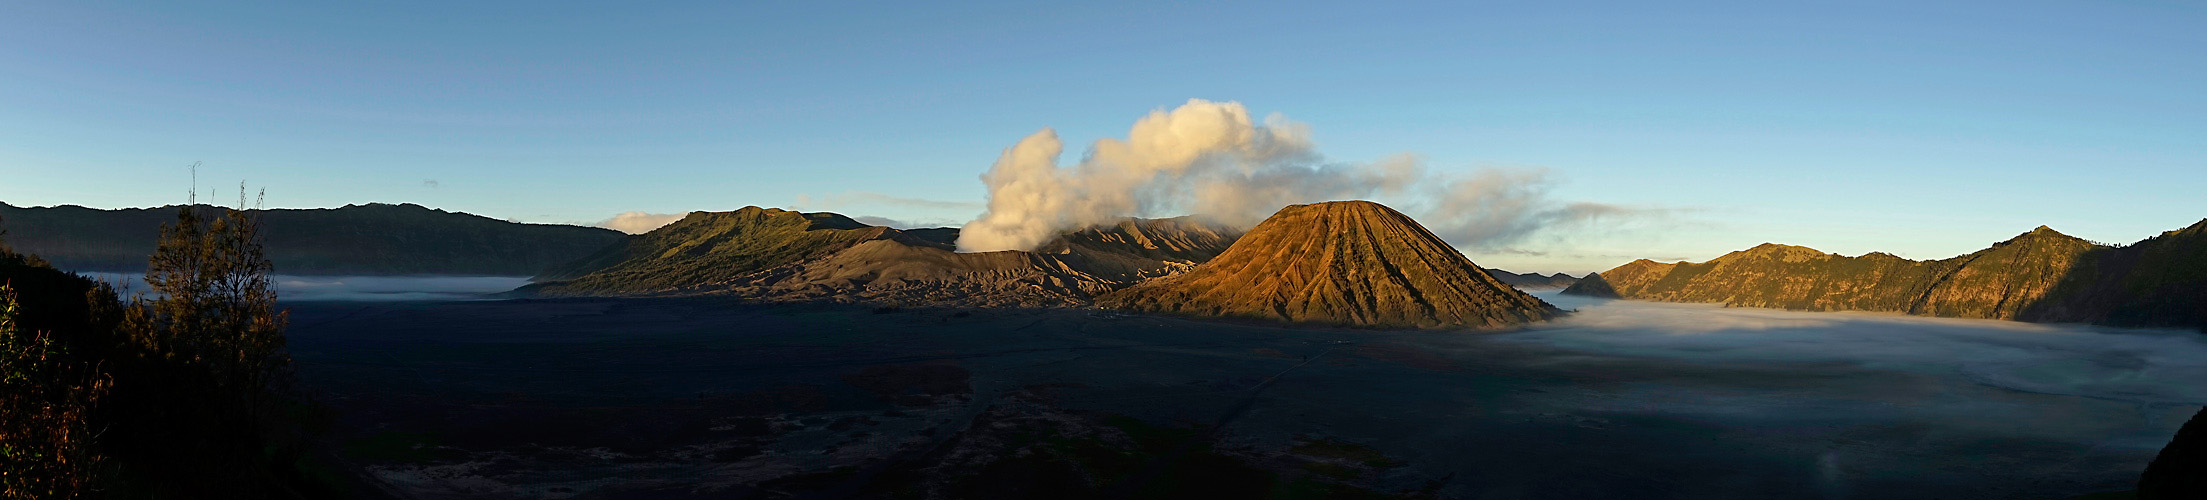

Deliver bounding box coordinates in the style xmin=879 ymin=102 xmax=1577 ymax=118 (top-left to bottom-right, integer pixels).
xmin=2 ymin=1 xmax=2202 ymax=274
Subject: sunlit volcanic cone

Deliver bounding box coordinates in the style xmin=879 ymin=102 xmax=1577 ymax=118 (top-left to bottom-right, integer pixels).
xmin=1098 ymin=200 xmax=1559 ymax=329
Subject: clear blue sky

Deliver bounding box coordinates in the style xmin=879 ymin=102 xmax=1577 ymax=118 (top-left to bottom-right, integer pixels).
xmin=3 ymin=1 xmax=2202 ymax=274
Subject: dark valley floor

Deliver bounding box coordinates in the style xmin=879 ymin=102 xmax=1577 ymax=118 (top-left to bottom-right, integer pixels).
xmin=283 ymin=292 xmax=2202 ymax=499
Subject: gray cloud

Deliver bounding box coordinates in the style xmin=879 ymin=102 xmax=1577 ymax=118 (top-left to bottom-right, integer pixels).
xmin=1419 ymin=169 xmax=1684 ymax=251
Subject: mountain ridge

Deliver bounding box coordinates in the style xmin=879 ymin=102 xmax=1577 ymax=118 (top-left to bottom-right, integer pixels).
xmin=0 ymin=201 xmax=625 ymax=275
xmin=525 ymin=206 xmax=1244 ymax=307
xmin=1568 ymin=222 xmax=2207 ymax=331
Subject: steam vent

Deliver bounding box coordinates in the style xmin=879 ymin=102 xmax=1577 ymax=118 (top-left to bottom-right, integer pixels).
xmin=1098 ymin=200 xmax=1560 ymax=329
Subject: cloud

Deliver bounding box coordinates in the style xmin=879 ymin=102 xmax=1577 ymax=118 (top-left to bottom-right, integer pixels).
xmin=852 ymin=215 xmax=961 ymax=229
xmin=1418 ymin=169 xmax=1683 ymax=251
xmin=1523 ymin=292 xmax=2207 ymax=406
xmin=956 ymin=99 xmax=1673 ymax=252
xmin=595 ymin=211 xmax=686 ymax=234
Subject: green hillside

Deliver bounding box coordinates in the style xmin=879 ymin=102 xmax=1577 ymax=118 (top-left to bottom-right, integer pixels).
xmin=528 ymin=207 xmax=892 ymax=295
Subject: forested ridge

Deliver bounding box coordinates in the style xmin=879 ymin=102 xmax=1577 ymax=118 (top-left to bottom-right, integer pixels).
xmin=0 ymin=201 xmax=623 ymax=275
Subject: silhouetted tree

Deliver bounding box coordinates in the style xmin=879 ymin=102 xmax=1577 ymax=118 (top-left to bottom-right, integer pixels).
xmin=100 ymin=186 xmax=310 ymax=497
xmin=126 ymin=187 xmax=289 ymax=395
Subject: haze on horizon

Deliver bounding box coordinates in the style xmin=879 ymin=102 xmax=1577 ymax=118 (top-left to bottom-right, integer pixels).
xmin=3 ymin=1 xmax=2203 ymax=274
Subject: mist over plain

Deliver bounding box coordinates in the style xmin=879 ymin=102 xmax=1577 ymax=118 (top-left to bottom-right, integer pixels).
xmin=81 ymin=272 xmax=530 ymax=302
xmin=1527 ymin=291 xmax=2207 ymax=406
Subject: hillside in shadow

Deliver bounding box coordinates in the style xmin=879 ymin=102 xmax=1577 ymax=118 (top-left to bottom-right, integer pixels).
xmin=0 ymin=202 xmax=623 ymax=275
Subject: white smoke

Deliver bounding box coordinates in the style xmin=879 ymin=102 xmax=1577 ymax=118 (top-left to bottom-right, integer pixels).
xmin=596 ymin=211 xmax=686 ymax=234
xmin=956 ymin=99 xmax=1652 ymax=252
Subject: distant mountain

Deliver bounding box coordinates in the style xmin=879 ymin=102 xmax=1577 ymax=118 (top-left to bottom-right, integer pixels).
xmin=1560 ymin=272 xmax=1619 ymax=298
xmin=1097 ymin=201 xmax=1559 ymax=329
xmin=1566 ymin=220 xmax=2207 ymax=331
xmin=0 ymin=202 xmax=625 ymax=276
xmin=526 ymin=206 xmax=1242 ymax=307
xmin=1483 ymin=268 xmax=1580 ymax=289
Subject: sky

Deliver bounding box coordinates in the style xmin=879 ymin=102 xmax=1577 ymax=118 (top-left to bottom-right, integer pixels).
xmin=2 ymin=1 xmax=2202 ymax=274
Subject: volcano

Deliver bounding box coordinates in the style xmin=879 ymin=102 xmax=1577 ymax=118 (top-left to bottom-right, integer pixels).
xmin=1098 ymin=200 xmax=1559 ymax=329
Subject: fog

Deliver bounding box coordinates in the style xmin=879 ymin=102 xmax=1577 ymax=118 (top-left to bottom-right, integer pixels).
xmin=79 ymin=272 xmax=530 ymax=302
xmin=1523 ymin=291 xmax=2207 ymax=406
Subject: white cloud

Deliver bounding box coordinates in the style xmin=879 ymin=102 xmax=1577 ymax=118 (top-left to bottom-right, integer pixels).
xmin=595 ymin=211 xmax=686 ymax=234
xmin=956 ymin=99 xmax=1671 ymax=252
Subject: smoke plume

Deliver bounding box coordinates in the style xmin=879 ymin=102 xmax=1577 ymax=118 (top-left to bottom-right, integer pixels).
xmin=956 ymin=99 xmax=1651 ymax=253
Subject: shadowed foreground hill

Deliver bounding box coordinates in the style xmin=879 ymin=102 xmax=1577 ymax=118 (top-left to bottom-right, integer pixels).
xmin=1099 ymin=201 xmax=1558 ymax=329
xmin=1568 ymin=220 xmax=2207 ymax=330
xmin=2139 ymin=406 xmax=2207 ymax=499
xmin=0 ymin=202 xmax=624 ymax=275
xmin=528 ymin=206 xmax=1241 ymax=307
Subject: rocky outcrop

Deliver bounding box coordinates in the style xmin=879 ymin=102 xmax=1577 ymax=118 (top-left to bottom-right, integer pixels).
xmin=1097 ymin=201 xmax=1558 ymax=329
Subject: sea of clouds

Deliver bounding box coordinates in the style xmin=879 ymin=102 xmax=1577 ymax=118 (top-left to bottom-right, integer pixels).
xmin=1522 ymin=291 xmax=2207 ymax=406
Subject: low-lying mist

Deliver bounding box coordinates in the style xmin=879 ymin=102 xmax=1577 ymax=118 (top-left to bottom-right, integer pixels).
xmin=80 ymin=272 xmax=530 ymax=302
xmin=1524 ymin=291 xmax=2207 ymax=407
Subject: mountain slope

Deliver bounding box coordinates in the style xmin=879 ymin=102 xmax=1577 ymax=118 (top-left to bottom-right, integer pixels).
xmin=1570 ymin=221 xmax=2207 ymax=330
xmin=528 ymin=208 xmax=1242 ymax=306
xmin=530 ymin=207 xmax=890 ymax=294
xmin=1098 ymin=201 xmax=1558 ymax=329
xmin=2022 ymin=219 xmax=2207 ymax=329
xmin=0 ymin=202 xmax=624 ymax=275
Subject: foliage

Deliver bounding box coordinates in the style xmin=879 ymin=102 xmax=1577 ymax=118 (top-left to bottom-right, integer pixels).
xmin=0 ymin=284 xmax=109 ymax=500
xmin=93 ymin=197 xmax=327 ymax=497
xmin=125 ymin=202 xmax=289 ymax=393
xmin=2 ymin=188 xmax=352 ymax=498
